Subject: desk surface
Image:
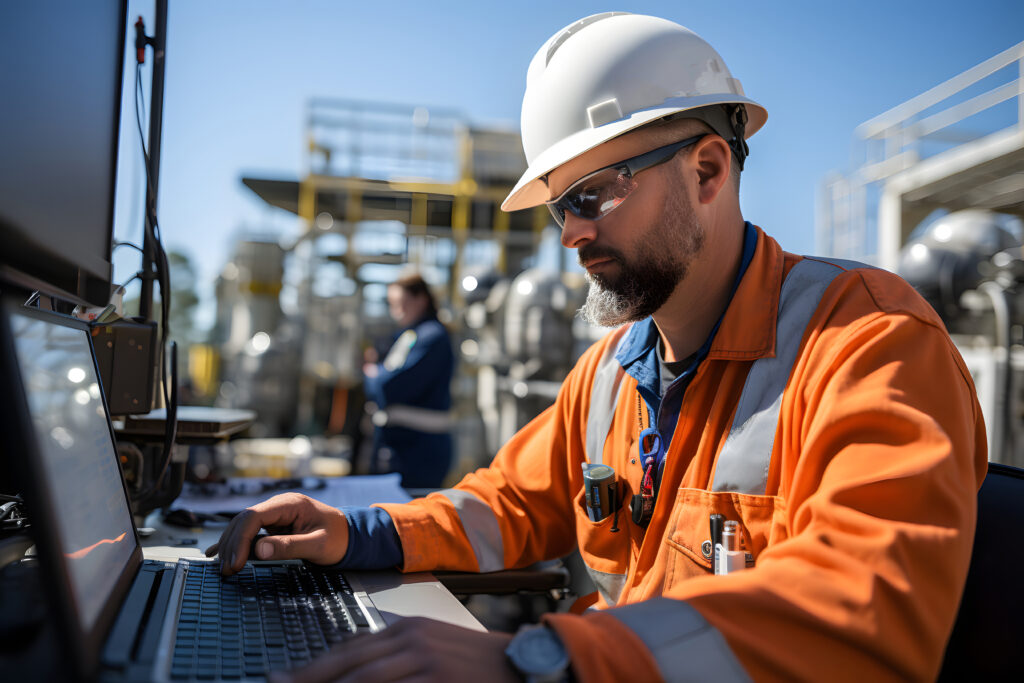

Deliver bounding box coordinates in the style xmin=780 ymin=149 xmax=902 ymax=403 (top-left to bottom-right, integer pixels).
xmin=141 ymin=513 xmax=485 ymax=632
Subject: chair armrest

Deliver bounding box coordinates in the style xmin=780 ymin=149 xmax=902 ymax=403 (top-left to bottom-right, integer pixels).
xmin=434 ymin=563 xmax=570 ymax=597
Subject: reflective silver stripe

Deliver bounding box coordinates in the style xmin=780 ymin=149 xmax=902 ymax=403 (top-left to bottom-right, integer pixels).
xmin=609 ymin=598 xmax=751 ymax=682
xmin=371 ymin=404 xmax=454 ymax=433
xmin=438 ymin=489 xmax=505 ymax=572
xmin=582 ymin=563 xmax=627 ymax=606
xmin=585 ymin=328 xmax=631 ymax=465
xmin=713 ymin=257 xmax=870 ymax=494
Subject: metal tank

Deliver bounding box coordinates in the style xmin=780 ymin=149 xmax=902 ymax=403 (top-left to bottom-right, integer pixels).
xmin=897 ymin=210 xmax=1024 ymax=466
xmin=211 ymin=240 xmax=300 ymax=437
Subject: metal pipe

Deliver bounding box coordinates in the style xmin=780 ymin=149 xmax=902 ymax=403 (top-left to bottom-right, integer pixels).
xmin=979 ymin=280 xmax=1013 ymax=463
xmin=139 ymin=0 xmax=168 ymax=322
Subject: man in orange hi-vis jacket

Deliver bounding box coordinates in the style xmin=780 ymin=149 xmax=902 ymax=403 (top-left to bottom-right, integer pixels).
xmin=208 ymin=13 xmax=987 ymax=682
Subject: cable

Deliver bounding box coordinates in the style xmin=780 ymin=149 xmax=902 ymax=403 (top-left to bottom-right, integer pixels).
xmin=135 ymin=340 xmax=178 ymax=501
xmin=112 ymin=240 xmax=146 ymax=255
xmin=0 ymin=502 xmax=17 ymax=522
xmin=133 ymin=23 xmax=178 ymax=505
xmin=117 ymin=272 xmax=143 ymax=290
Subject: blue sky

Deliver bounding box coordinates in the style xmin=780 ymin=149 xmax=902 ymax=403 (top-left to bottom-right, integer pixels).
xmin=112 ymin=0 xmax=1024 ymax=328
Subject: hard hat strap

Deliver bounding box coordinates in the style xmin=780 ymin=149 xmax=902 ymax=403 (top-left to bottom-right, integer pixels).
xmin=660 ymin=104 xmax=749 ymax=171
xmin=727 ymin=104 xmax=750 ymax=172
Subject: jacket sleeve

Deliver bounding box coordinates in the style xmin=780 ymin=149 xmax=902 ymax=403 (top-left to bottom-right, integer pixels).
xmin=555 ymin=279 xmax=987 ymax=682
xmin=364 ymin=322 xmax=453 ymax=407
xmin=375 ymin=348 xmax=596 ymax=572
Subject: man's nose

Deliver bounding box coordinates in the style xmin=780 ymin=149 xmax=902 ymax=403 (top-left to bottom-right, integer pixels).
xmin=560 ymin=212 xmax=598 ymax=249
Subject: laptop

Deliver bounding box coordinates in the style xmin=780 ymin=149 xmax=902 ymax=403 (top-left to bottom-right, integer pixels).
xmin=0 ymin=301 xmax=476 ymax=681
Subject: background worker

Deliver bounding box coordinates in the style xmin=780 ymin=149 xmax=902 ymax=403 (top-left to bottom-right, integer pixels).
xmin=210 ymin=13 xmax=986 ymax=682
xmin=362 ymin=272 xmax=454 ymax=488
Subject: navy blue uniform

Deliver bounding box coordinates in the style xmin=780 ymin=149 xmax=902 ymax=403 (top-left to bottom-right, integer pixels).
xmin=363 ymin=315 xmax=454 ymax=488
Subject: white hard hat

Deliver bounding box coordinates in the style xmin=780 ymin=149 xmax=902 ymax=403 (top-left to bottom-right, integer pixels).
xmin=502 ymin=12 xmax=768 ymax=212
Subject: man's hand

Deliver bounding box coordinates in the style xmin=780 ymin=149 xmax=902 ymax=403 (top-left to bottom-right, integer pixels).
xmin=204 ymin=492 xmax=349 ymax=575
xmin=267 ymin=617 xmax=518 ymax=683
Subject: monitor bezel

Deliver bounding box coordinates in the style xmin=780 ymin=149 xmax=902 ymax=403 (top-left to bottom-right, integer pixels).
xmin=0 ymin=298 xmax=144 ymax=679
xmin=0 ymin=0 xmax=128 ymax=308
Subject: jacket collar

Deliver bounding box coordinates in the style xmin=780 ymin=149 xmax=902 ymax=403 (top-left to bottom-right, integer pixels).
xmin=615 ymin=223 xmax=784 ymax=370
xmin=706 ymin=224 xmax=783 ymax=361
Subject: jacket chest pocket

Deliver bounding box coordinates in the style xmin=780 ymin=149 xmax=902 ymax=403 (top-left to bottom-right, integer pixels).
xmin=663 ymin=488 xmax=787 ymax=589
xmin=573 ymin=485 xmax=633 ymax=606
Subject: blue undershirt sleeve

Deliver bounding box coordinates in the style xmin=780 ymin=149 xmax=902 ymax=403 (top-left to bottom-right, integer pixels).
xmin=335 ymin=506 xmax=404 ymax=569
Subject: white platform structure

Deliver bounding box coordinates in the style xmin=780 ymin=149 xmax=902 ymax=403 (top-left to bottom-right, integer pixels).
xmin=818 ymin=41 xmax=1024 ymax=270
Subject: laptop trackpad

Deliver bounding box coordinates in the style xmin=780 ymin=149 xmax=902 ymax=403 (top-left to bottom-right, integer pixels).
xmin=345 ymin=571 xmax=485 ymax=632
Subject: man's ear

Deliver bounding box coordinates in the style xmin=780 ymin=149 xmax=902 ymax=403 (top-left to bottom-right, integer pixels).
xmin=692 ymin=136 xmax=732 ymax=205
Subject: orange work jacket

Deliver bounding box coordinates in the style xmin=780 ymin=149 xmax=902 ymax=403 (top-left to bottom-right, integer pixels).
xmin=378 ymin=227 xmax=987 ymax=682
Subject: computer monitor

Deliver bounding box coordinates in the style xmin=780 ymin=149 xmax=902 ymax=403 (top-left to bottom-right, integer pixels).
xmin=0 ymin=0 xmax=128 ymax=307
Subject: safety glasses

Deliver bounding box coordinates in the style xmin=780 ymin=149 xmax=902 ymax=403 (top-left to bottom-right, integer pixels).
xmin=546 ymin=134 xmax=707 ymax=228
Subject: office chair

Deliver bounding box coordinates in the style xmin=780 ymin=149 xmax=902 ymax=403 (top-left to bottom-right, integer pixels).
xmin=938 ymin=461 xmax=1024 ymax=680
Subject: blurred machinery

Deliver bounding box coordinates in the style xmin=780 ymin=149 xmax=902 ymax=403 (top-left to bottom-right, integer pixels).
xmin=820 ymin=41 xmax=1024 ymax=466
xmin=459 ymin=267 xmax=599 ymax=457
xmin=204 ymin=99 xmax=606 ymax=478
xmin=209 ymin=240 xmax=300 ymax=436
xmin=898 ymin=210 xmax=1024 ymax=466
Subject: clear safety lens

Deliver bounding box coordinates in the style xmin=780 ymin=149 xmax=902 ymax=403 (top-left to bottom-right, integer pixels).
xmin=548 ymin=167 xmax=638 ymax=227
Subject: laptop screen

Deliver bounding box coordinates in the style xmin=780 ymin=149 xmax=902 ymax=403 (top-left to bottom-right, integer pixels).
xmin=8 ymin=308 xmax=136 ymax=633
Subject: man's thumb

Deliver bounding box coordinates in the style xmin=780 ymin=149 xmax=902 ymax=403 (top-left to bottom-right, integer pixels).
xmin=255 ymin=534 xmax=291 ymax=560
xmin=254 ymin=530 xmax=335 ymax=563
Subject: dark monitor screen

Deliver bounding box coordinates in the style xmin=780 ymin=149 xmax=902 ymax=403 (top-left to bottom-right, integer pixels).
xmin=0 ymin=1 xmax=127 ymax=307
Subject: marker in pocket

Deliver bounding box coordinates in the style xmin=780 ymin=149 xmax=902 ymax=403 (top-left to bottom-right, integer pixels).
xmin=582 ymin=463 xmax=617 ymax=522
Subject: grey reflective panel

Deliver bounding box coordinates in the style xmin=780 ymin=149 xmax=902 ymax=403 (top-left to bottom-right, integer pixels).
xmin=585 ymin=350 xmax=622 ymax=466
xmin=438 ymin=489 xmax=505 ymax=572
xmin=608 ymin=597 xmax=752 ymax=682
xmin=582 ymin=562 xmax=627 ymax=606
xmin=585 ymin=342 xmax=628 ymax=466
xmin=713 ymin=258 xmax=870 ymax=494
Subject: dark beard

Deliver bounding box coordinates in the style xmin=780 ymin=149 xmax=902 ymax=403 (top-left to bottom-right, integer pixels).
xmin=578 ymin=191 xmax=704 ymax=327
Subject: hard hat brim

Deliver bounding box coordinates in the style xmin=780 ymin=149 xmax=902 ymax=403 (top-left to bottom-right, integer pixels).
xmin=501 ymin=96 xmax=767 ymax=213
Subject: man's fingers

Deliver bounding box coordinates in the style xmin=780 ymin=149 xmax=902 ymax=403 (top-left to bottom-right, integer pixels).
xmin=255 ymin=528 xmax=341 ymax=565
xmin=210 ymin=494 xmax=311 ymax=575
xmin=225 ymin=512 xmax=261 ymax=572
xmin=198 ymin=493 xmax=347 ymax=573
xmin=271 ymin=629 xmax=414 ymax=683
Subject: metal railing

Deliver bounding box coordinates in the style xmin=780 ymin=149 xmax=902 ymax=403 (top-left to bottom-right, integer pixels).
xmin=818 ymin=41 xmax=1024 ymax=264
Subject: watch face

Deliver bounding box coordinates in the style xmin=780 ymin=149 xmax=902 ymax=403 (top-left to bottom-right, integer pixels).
xmin=513 ymin=628 xmax=568 ymax=674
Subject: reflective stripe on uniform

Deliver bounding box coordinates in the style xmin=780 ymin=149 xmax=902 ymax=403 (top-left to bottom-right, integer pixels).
xmin=712 ymin=257 xmax=868 ymax=494
xmin=438 ymin=489 xmax=505 ymax=572
xmin=372 ymin=404 xmax=454 ymax=433
xmin=608 ymin=597 xmax=752 ymax=682
xmin=585 ymin=326 xmax=631 ymax=465
xmin=584 ymin=565 xmax=627 ymax=607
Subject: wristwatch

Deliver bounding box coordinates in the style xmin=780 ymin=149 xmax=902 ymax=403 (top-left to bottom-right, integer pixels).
xmin=504 ymin=624 xmax=571 ymax=683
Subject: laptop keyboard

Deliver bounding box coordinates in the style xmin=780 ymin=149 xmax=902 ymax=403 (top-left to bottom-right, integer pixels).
xmin=169 ymin=561 xmax=371 ymax=680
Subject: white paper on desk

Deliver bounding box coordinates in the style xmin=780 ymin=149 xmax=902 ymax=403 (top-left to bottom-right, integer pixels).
xmin=169 ymin=473 xmax=412 ymax=515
